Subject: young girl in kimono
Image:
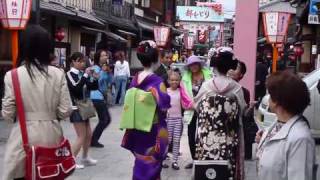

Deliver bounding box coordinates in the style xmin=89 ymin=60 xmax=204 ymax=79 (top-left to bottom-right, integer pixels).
xmin=121 ymin=41 xmax=171 ymax=180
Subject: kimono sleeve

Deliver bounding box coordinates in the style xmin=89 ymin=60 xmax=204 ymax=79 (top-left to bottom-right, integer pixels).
xmin=1 ymin=72 xmax=16 ymax=123
xmin=149 ymin=82 xmax=171 ymax=111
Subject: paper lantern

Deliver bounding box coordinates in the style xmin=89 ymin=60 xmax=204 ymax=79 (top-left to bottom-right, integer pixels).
xmin=0 ymin=0 xmax=32 ymax=30
xmin=153 ymin=26 xmax=170 ymax=47
xmin=262 ymin=12 xmax=291 ymax=43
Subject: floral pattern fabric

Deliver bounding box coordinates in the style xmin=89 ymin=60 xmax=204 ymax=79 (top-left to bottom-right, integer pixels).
xmin=195 ymin=94 xmax=240 ymax=179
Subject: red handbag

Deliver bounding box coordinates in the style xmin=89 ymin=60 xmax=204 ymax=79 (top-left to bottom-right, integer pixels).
xmin=11 ymin=69 xmax=76 ymax=180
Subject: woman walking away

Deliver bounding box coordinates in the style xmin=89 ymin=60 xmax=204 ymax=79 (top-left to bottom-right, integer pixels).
xmin=90 ymin=50 xmax=112 ymax=148
xmin=1 ymin=25 xmax=73 ymax=180
xmin=181 ymin=55 xmax=212 ymax=169
xmin=256 ymin=71 xmax=316 ymax=180
xmin=121 ymin=41 xmax=171 ymax=180
xmin=194 ymin=49 xmax=246 ymax=180
xmin=163 ymin=70 xmax=193 ymax=170
xmin=66 ymin=52 xmax=99 ymax=169
xmin=113 ymin=50 xmax=130 ymax=105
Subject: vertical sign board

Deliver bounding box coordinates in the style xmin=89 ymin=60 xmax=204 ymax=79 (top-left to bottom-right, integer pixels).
xmin=234 ymin=0 xmax=259 ymax=101
xmin=309 ymin=0 xmax=320 ymax=24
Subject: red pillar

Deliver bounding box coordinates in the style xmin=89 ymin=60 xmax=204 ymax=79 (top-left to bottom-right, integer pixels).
xmin=233 ymin=0 xmax=259 ymax=101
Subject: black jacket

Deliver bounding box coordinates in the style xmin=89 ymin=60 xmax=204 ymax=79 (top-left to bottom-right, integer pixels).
xmin=66 ymin=70 xmax=98 ymax=102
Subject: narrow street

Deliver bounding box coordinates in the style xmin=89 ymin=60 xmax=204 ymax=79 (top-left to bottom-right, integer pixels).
xmin=0 ymin=106 xmax=261 ymax=180
xmin=1 ymin=107 xmax=320 ymax=179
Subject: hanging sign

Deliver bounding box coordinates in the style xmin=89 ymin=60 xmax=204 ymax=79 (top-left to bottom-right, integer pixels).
xmin=176 ymin=6 xmax=224 ymax=22
xmin=308 ymin=0 xmax=320 ymax=24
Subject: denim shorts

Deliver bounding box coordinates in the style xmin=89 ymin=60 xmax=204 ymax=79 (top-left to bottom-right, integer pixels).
xmin=70 ymin=110 xmax=89 ymax=123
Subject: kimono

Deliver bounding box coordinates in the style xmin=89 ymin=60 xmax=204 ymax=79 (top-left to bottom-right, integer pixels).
xmin=121 ymin=73 xmax=171 ymax=180
xmin=194 ymin=74 xmax=246 ymax=180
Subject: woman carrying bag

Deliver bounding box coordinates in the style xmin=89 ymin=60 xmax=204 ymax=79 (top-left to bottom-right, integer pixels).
xmin=66 ymin=52 xmax=99 ymax=169
xmin=1 ymin=25 xmax=74 ymax=180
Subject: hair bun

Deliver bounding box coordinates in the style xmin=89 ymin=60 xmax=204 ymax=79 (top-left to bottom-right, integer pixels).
xmin=136 ymin=41 xmax=158 ymax=67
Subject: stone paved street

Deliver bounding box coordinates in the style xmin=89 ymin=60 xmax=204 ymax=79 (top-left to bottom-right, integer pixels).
xmin=0 ymin=106 xmax=318 ymax=180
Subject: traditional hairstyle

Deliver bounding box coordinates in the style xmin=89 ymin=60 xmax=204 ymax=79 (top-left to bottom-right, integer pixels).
xmin=137 ymin=42 xmax=158 ymax=67
xmin=211 ymin=51 xmax=238 ymax=74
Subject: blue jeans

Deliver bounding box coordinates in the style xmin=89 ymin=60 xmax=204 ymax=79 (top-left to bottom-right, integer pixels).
xmin=113 ymin=75 xmax=128 ymax=105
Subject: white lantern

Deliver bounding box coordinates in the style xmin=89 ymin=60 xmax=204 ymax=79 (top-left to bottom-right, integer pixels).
xmin=262 ymin=12 xmax=291 ymax=43
xmin=153 ymin=26 xmax=170 ymax=47
xmin=184 ymin=35 xmax=194 ymax=50
xmin=0 ymin=0 xmax=32 ymax=30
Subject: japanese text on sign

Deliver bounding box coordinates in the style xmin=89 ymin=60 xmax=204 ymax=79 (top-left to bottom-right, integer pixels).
xmin=185 ymin=9 xmax=210 ymax=19
xmin=177 ymin=6 xmax=224 ymax=22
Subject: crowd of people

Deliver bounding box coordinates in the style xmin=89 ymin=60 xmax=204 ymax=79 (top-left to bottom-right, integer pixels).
xmin=1 ymin=25 xmax=317 ymax=180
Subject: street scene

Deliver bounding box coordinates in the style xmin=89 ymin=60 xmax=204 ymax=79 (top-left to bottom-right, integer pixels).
xmin=1 ymin=0 xmax=320 ymax=180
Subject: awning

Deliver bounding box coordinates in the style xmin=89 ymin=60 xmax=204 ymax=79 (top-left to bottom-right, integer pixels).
xmin=162 ymin=24 xmax=184 ymax=35
xmin=77 ymin=11 xmax=104 ymax=26
xmin=137 ymin=19 xmax=155 ymax=32
xmin=258 ymin=37 xmax=266 ymax=43
xmin=117 ymin=29 xmax=137 ymax=37
xmin=259 ymin=1 xmax=296 ymax=14
xmin=40 ymin=1 xmax=103 ymax=26
xmin=82 ymin=26 xmax=128 ymax=43
xmin=40 ymin=1 xmax=75 ymax=16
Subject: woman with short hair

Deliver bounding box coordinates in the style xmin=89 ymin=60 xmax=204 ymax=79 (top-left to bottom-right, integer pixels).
xmin=257 ymin=71 xmax=316 ymax=180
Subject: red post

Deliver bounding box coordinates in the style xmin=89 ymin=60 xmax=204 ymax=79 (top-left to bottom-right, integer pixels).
xmin=12 ymin=30 xmax=19 ymax=68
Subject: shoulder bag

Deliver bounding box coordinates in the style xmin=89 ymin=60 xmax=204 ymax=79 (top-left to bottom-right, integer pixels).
xmin=11 ymin=69 xmax=76 ymax=180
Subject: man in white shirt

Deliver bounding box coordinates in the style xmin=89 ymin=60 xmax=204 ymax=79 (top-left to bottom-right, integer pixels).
xmin=113 ymin=51 xmax=130 ymax=105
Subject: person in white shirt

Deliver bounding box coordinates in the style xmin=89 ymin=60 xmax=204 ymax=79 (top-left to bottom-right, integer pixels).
xmin=113 ymin=50 xmax=130 ymax=105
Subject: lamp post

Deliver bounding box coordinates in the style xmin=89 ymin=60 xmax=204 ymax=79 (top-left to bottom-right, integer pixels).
xmin=262 ymin=12 xmax=291 ymax=72
xmin=0 ymin=0 xmax=32 ymax=67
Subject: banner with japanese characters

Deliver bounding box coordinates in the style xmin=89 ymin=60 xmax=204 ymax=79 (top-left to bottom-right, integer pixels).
xmin=176 ymin=6 xmax=224 ymax=22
